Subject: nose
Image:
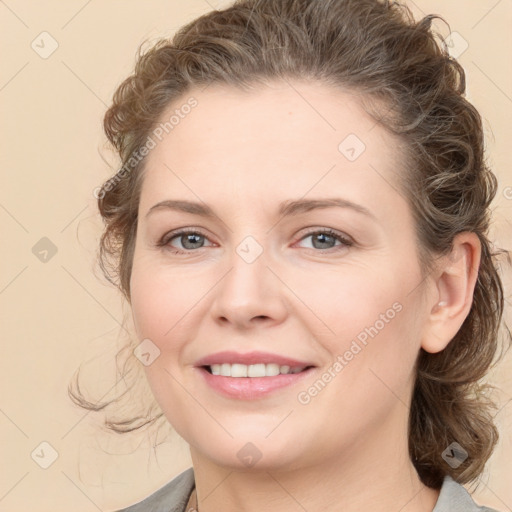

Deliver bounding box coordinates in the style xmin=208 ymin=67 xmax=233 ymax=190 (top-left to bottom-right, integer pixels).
xmin=208 ymin=239 xmax=288 ymax=330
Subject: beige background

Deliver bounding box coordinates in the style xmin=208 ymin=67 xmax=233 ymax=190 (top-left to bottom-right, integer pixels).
xmin=1 ymin=1 xmax=511 ymax=510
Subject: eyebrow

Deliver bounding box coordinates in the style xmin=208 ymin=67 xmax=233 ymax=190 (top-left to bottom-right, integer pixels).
xmin=145 ymin=198 xmax=376 ymax=220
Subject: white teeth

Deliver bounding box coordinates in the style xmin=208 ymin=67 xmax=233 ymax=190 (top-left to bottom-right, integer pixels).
xmin=221 ymin=363 xmax=232 ymax=376
xmin=208 ymin=363 xmax=307 ymax=377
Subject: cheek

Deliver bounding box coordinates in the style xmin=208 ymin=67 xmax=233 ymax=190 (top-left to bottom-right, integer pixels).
xmin=129 ymin=264 xmax=191 ymax=427
xmin=129 ymin=261 xmax=186 ymax=344
xmin=326 ymin=297 xmax=420 ymax=409
xmin=298 ymin=268 xmax=404 ymax=346
xmin=312 ymin=271 xmax=421 ymax=398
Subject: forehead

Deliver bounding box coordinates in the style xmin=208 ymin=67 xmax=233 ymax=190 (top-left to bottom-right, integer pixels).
xmin=139 ymin=80 xmax=407 ymax=217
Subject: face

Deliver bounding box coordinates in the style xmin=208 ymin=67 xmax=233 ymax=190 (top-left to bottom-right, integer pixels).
xmin=129 ymin=80 xmax=430 ymax=472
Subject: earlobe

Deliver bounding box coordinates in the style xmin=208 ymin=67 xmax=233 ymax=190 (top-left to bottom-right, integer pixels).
xmin=420 ymin=232 xmax=481 ymax=354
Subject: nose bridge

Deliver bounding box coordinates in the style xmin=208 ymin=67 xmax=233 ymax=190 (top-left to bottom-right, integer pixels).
xmin=225 ymin=232 xmax=271 ymax=304
xmin=209 ymin=231 xmax=286 ymax=327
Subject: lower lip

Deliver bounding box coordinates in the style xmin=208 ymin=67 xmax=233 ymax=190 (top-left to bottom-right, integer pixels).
xmin=195 ymin=366 xmax=316 ymax=400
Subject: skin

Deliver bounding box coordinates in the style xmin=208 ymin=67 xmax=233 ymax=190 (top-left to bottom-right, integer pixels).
xmin=129 ymin=80 xmax=481 ymax=512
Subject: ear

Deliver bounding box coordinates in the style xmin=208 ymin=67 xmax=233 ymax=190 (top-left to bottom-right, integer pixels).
xmin=421 ymin=232 xmax=481 ymax=354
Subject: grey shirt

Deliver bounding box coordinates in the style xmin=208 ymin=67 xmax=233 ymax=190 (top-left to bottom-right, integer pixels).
xmin=114 ymin=467 xmax=500 ymax=512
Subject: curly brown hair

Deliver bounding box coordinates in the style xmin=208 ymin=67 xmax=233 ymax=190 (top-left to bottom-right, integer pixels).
xmin=69 ymin=0 xmax=511 ymax=490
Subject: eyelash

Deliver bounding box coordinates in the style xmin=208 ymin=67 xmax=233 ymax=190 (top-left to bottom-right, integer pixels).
xmin=156 ymin=227 xmax=354 ymax=255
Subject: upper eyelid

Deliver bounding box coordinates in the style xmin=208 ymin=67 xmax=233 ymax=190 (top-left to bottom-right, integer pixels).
xmin=163 ymin=227 xmax=353 ymax=247
xmin=296 ymin=229 xmax=354 ymax=247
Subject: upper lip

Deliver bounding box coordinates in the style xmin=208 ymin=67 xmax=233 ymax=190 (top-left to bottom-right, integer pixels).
xmin=195 ymin=351 xmax=316 ymax=368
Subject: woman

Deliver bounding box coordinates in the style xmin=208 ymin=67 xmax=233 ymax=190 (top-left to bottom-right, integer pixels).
xmin=70 ymin=0 xmax=510 ymax=510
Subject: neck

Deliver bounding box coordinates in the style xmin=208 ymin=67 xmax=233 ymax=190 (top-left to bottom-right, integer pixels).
xmin=188 ymin=409 xmax=440 ymax=512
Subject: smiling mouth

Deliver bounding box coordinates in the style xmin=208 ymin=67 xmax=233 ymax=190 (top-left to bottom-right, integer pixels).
xmin=201 ymin=363 xmax=315 ymax=377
